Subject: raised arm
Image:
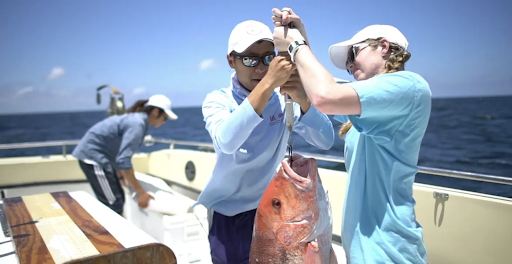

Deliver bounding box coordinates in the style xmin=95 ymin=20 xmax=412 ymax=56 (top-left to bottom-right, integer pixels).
xmin=203 ymin=56 xmax=296 ymax=154
xmin=294 ymin=46 xmax=363 ymax=116
xmin=202 ymin=90 xmax=265 ymax=154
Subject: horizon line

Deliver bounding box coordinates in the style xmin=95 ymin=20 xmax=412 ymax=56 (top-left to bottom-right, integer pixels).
xmin=1 ymin=94 xmax=511 ymax=116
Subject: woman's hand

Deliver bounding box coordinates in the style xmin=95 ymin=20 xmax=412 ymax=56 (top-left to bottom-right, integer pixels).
xmin=271 ymin=7 xmax=309 ymax=43
xmin=272 ymin=27 xmax=305 ymax=53
xmin=137 ymin=191 xmax=154 ymax=209
xmin=116 ymin=171 xmax=127 ymax=188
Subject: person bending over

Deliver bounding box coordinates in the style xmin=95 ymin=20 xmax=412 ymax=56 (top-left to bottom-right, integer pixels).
xmin=73 ymin=94 xmax=178 ymax=216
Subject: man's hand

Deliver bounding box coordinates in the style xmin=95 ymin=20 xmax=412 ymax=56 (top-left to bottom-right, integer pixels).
xmin=281 ymin=72 xmax=308 ymax=101
xmin=261 ymin=56 xmax=295 ymax=89
xmin=278 ymin=52 xmax=311 ymax=113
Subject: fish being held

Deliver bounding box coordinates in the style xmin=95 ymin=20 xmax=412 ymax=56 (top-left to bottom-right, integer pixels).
xmin=249 ymin=153 xmax=338 ymax=264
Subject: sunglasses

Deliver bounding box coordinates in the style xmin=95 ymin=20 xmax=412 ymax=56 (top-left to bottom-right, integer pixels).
xmin=233 ymin=53 xmax=276 ymax=67
xmin=346 ymin=42 xmax=370 ymax=75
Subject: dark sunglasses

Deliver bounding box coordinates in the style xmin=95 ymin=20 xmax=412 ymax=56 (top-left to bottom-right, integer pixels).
xmin=233 ymin=53 xmax=276 ymax=67
xmin=346 ymin=43 xmax=370 ymax=75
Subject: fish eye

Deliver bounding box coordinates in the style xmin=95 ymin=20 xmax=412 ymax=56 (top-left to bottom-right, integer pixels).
xmin=272 ymin=198 xmax=281 ymax=209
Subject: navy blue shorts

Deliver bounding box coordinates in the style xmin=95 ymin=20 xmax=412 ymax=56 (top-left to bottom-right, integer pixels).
xmin=208 ymin=209 xmax=257 ymax=264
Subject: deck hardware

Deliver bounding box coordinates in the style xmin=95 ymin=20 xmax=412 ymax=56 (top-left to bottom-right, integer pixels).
xmin=433 ymin=191 xmax=449 ymax=200
xmin=143 ymin=135 xmax=155 ymax=147
xmin=185 ymin=161 xmax=196 ymax=182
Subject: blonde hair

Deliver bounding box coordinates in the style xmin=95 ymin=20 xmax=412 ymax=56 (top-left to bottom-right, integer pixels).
xmin=338 ymin=38 xmax=411 ymax=138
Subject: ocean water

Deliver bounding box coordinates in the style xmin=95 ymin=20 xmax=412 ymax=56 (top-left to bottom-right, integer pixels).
xmin=1 ymin=96 xmax=511 ymax=197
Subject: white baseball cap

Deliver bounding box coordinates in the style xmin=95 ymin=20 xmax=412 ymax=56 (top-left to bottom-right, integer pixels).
xmin=227 ymin=20 xmax=273 ymax=54
xmin=328 ymin=25 xmax=409 ymax=70
xmin=147 ymin=94 xmax=178 ymax=120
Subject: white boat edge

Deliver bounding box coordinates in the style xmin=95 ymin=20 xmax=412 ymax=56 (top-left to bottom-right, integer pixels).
xmin=0 ymin=137 xmax=511 ymax=263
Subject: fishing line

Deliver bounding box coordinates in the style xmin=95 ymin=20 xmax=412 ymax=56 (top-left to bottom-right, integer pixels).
xmin=192 ymin=209 xmax=209 ymax=235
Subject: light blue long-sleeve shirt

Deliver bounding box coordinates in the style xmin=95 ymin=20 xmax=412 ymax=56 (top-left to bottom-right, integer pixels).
xmin=194 ymin=74 xmax=335 ymax=216
xmin=334 ymin=71 xmax=431 ymax=264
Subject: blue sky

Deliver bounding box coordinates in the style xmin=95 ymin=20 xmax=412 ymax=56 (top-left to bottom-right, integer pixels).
xmin=1 ymin=0 xmax=511 ymax=114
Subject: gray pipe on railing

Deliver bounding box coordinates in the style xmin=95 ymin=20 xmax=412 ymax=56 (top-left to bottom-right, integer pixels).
xmin=0 ymin=140 xmax=80 ymax=150
xmin=293 ymin=151 xmax=512 ymax=186
xmin=0 ymin=137 xmax=510 ymax=186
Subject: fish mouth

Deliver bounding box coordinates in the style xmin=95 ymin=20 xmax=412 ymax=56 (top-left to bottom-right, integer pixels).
xmin=281 ymin=154 xmax=312 ymax=191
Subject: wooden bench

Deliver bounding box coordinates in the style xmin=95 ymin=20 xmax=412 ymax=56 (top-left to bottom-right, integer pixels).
xmin=0 ymin=191 xmax=176 ymax=264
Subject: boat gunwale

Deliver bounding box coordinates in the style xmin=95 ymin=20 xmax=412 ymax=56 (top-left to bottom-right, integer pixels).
xmin=0 ymin=137 xmax=511 ymax=186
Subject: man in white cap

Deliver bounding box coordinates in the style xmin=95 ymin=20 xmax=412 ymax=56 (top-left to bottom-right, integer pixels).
xmin=271 ymin=7 xmax=431 ymax=264
xmin=73 ymin=94 xmax=178 ymax=216
xmin=195 ymin=20 xmax=335 ymax=263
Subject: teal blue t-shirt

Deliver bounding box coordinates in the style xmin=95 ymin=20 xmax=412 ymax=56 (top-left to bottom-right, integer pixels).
xmin=334 ymin=71 xmax=431 ymax=264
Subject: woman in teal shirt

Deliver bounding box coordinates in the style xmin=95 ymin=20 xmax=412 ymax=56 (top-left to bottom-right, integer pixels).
xmin=271 ymin=8 xmax=431 ymax=264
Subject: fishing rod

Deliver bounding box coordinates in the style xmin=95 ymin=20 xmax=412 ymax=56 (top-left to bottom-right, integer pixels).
xmin=281 ymin=8 xmax=296 ymax=166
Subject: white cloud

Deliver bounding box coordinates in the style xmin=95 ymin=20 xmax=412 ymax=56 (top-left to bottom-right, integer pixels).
xmin=46 ymin=66 xmax=65 ymax=80
xmin=199 ymin=59 xmax=215 ymax=70
xmin=14 ymin=86 xmax=34 ymax=98
xmin=132 ymin=87 xmax=146 ymax=95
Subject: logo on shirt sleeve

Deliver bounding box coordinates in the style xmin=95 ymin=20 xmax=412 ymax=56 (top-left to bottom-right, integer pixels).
xmin=269 ymin=113 xmax=284 ymax=126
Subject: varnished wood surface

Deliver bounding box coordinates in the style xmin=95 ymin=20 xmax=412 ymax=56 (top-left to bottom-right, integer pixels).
xmin=3 ymin=196 xmax=54 ymax=264
xmin=51 ymin=192 xmax=124 ymax=253
xmin=62 ymin=243 xmax=177 ymax=264
xmin=2 ymin=191 xmax=129 ymax=264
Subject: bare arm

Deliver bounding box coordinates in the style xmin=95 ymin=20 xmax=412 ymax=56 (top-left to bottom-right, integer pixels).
xmin=294 ymin=46 xmax=362 ymax=116
xmin=115 ymin=121 xmax=147 ymax=195
xmin=118 ymin=168 xmax=145 ymax=195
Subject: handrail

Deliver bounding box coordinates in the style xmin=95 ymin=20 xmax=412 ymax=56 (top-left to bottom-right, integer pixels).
xmin=295 ymin=151 xmax=512 ymax=186
xmin=0 ymin=140 xmax=80 ymax=150
xmin=0 ymin=140 xmax=80 ymax=157
xmin=0 ymin=137 xmax=511 ymax=186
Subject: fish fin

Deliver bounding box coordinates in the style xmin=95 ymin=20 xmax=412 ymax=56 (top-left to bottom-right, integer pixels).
xmin=329 ymin=246 xmax=338 ymax=264
xmin=305 ymin=240 xmax=323 ymax=264
xmin=305 ymin=242 xmax=339 ymax=264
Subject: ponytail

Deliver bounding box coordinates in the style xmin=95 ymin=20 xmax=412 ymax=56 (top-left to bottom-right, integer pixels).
xmin=126 ymin=99 xmax=165 ymax=118
xmin=338 ymin=122 xmax=353 ymax=138
xmin=126 ymin=100 xmax=149 ymax=113
xmin=338 ymin=38 xmax=411 ymax=138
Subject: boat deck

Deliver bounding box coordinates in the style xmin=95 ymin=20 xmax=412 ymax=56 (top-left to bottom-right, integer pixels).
xmin=0 ymin=190 xmax=164 ymax=264
xmin=2 ymin=139 xmax=512 ymax=263
xmin=0 ymin=173 xmax=347 ymax=263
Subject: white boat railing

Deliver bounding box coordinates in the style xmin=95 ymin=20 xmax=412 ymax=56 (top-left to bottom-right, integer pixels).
xmin=0 ymin=137 xmax=511 ymax=186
